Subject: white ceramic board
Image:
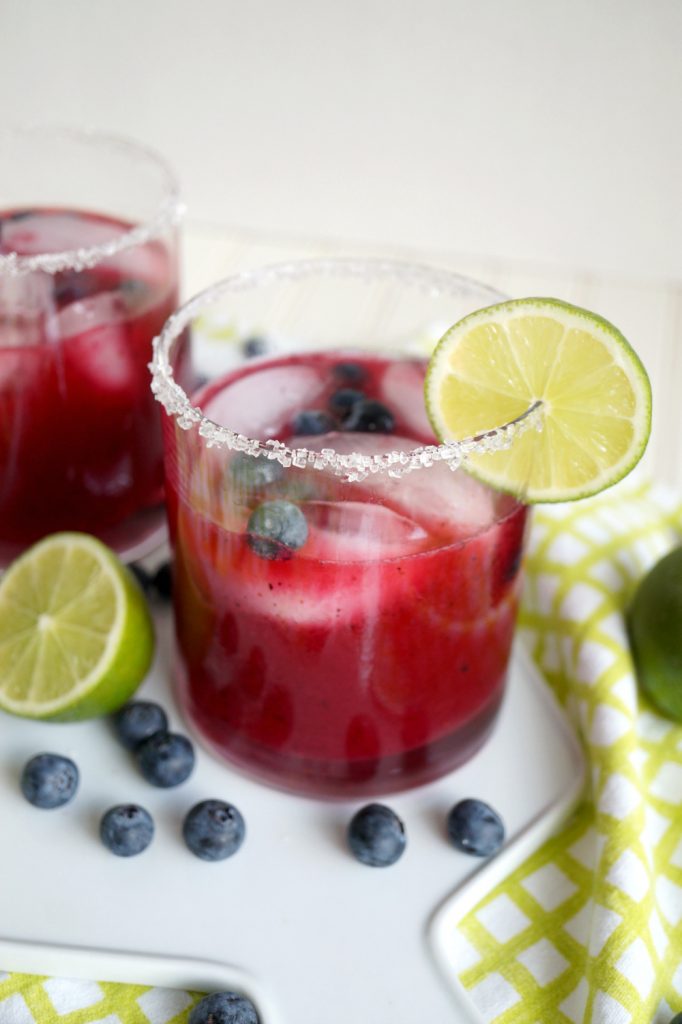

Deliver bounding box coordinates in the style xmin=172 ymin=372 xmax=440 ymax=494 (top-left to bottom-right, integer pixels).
xmin=0 ymin=610 xmax=585 ymax=1024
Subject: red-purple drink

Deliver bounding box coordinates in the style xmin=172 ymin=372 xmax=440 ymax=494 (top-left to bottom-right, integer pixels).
xmin=169 ymin=353 xmax=527 ymax=796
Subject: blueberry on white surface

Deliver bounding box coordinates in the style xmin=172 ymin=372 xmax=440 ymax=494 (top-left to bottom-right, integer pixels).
xmin=20 ymin=753 xmax=79 ymax=809
xmin=113 ymin=701 xmax=168 ymax=751
xmin=183 ymin=800 xmax=246 ymax=861
xmin=342 ymin=398 xmax=395 ymax=434
xmin=53 ymin=268 xmax=100 ymax=306
xmin=447 ymin=798 xmax=505 ymax=857
xmin=347 ymin=803 xmax=406 ymax=867
xmin=100 ymin=804 xmax=154 ymax=857
xmin=247 ymin=500 xmax=308 ymax=560
xmin=135 ymin=731 xmax=195 ymax=788
xmin=189 ymin=991 xmax=260 ymax=1024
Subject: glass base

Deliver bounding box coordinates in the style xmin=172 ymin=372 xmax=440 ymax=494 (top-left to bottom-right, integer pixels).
xmin=177 ymin=672 xmax=506 ymax=800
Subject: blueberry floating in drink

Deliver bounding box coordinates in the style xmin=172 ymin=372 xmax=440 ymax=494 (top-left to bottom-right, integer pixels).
xmin=183 ymin=800 xmax=246 ymax=861
xmin=332 ymin=360 xmax=367 ymax=383
xmin=328 ymin=387 xmax=365 ymax=417
xmin=291 ymin=409 xmax=336 ymax=436
xmin=347 ymin=803 xmax=407 ymax=867
xmin=342 ymin=397 xmax=395 ymax=434
xmin=247 ymin=500 xmax=308 ymax=560
xmin=52 ymin=268 xmax=101 ymax=307
xmin=100 ymin=804 xmax=154 ymax=857
xmin=446 ymin=798 xmax=505 ymax=857
xmin=20 ymin=753 xmax=79 ymax=809
xmin=230 ymin=452 xmax=284 ymax=492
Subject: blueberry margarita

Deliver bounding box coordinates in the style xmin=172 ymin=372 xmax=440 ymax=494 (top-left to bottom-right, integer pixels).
xmin=167 ymin=350 xmax=528 ymax=796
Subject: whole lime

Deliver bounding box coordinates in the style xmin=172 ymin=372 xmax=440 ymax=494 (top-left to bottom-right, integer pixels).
xmin=627 ymin=545 xmax=682 ymax=722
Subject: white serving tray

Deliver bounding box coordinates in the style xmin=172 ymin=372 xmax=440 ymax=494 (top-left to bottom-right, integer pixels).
xmin=0 ymin=610 xmax=585 ymax=1024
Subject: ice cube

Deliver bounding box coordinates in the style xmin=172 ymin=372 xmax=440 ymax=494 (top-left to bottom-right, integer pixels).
xmin=380 ymin=359 xmax=434 ymax=441
xmin=56 ymin=293 xmax=137 ymax=394
xmin=55 ymin=290 xmax=128 ymax=339
xmin=0 ymin=271 xmax=55 ymax=347
xmin=302 ymin=500 xmax=429 ymax=561
xmin=369 ymin=458 xmax=496 ymax=537
xmin=302 ymin=433 xmax=495 ymax=536
xmin=204 ymin=363 xmax=325 ymax=438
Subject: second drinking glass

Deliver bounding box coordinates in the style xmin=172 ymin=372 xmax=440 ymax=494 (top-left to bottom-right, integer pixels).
xmin=0 ymin=126 xmax=182 ymax=565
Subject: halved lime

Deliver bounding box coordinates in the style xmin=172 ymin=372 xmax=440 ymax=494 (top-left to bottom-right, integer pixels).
xmin=425 ymin=298 xmax=652 ymax=503
xmin=0 ymin=533 xmax=154 ymax=721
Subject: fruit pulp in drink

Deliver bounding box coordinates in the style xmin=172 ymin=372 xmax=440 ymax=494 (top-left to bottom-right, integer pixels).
xmin=0 ymin=208 xmax=178 ymax=563
xmin=167 ymin=352 xmax=529 ymax=796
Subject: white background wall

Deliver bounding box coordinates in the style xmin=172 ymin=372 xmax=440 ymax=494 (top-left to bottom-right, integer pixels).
xmin=2 ymin=0 xmax=680 ymax=279
xmin=1 ymin=0 xmax=681 ymax=483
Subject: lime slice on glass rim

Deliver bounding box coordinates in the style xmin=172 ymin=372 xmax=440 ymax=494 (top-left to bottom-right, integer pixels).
xmin=0 ymin=532 xmax=154 ymax=721
xmin=425 ymin=297 xmax=652 ymax=503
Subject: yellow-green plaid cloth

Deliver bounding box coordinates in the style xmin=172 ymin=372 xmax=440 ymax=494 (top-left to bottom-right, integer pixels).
xmin=455 ymin=477 xmax=682 ymax=1023
xmin=1 ymin=478 xmax=681 ymax=1024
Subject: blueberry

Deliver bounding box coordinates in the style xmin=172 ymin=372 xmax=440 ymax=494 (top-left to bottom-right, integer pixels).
xmin=128 ymin=563 xmax=154 ymax=594
xmin=229 ymin=452 xmax=284 ymax=491
xmin=328 ymin=388 xmax=365 ymax=416
xmin=290 ymin=409 xmax=336 ymax=436
xmin=53 ymin=269 xmax=100 ymax=307
xmin=447 ymin=799 xmax=505 ymax=857
xmin=247 ymin=500 xmax=308 ymax=560
xmin=20 ymin=753 xmax=79 ymax=809
xmin=113 ymin=701 xmax=169 ymax=751
xmin=241 ymin=336 xmax=269 ymax=359
xmin=347 ymin=803 xmax=406 ymax=867
xmin=342 ymin=398 xmax=395 ymax=434
xmin=183 ymin=800 xmax=246 ymax=861
xmin=189 ymin=991 xmax=260 ymax=1024
xmin=135 ymin=731 xmax=195 ymax=787
xmin=119 ymin=277 xmax=150 ymax=306
xmin=4 ymin=209 xmax=36 ymax=222
xmin=100 ymin=804 xmax=154 ymax=857
xmin=152 ymin=562 xmax=173 ymax=602
xmin=333 ymin=361 xmax=367 ymax=384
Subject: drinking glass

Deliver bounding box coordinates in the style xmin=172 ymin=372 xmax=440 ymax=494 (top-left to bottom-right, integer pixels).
xmin=0 ymin=126 xmax=182 ymax=565
xmin=151 ymin=259 xmax=536 ymax=797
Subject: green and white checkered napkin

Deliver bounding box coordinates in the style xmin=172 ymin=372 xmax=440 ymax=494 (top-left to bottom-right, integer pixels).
xmin=1 ymin=477 xmax=681 ymax=1024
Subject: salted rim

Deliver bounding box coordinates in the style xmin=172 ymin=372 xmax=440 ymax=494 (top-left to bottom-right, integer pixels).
xmin=0 ymin=125 xmax=183 ymax=277
xmin=150 ymin=258 xmax=543 ymax=482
